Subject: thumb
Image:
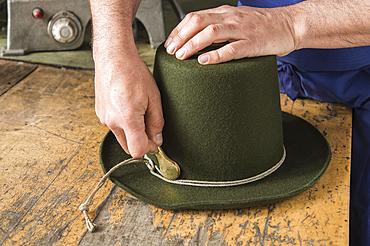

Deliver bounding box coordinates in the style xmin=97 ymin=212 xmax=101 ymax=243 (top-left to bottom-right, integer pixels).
xmin=145 ymin=95 xmax=165 ymax=146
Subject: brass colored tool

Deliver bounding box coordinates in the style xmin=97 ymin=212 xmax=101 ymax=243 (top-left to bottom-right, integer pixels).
xmin=154 ymin=147 xmax=181 ymax=180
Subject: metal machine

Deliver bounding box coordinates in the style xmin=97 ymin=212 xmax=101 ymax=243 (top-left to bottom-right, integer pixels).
xmin=2 ymin=0 xmax=180 ymax=56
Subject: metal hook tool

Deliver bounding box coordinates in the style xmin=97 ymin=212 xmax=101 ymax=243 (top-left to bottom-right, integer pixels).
xmin=154 ymin=147 xmax=181 ymax=180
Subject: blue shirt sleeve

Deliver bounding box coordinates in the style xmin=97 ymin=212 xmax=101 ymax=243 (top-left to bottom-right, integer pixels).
xmin=238 ymin=0 xmax=370 ymax=71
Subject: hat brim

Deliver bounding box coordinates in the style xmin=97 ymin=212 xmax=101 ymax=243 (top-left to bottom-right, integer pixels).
xmin=100 ymin=112 xmax=331 ymax=210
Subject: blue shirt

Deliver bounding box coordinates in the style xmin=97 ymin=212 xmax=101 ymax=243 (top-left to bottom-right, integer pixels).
xmin=238 ymin=0 xmax=370 ymax=71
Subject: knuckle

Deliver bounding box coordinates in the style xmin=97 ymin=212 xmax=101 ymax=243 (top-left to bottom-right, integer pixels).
xmin=185 ymin=12 xmax=194 ymax=20
xmin=122 ymin=107 xmax=136 ymax=118
xmin=124 ymin=117 xmax=144 ymax=133
xmin=230 ymin=24 xmax=239 ymax=32
xmin=176 ymin=32 xmax=186 ymax=42
xmin=214 ymin=50 xmax=222 ymax=62
xmin=122 ymin=102 xmax=143 ymax=116
xmin=150 ymin=117 xmax=165 ymax=130
xmin=190 ymin=13 xmax=203 ymax=25
xmin=186 ymin=39 xmax=197 ymax=50
xmin=174 ymin=29 xmax=188 ymax=43
xmin=207 ymin=24 xmax=221 ymax=35
xmin=227 ymin=44 xmax=237 ymax=58
xmin=234 ymin=12 xmax=244 ymax=21
xmin=122 ymin=115 xmax=136 ymax=126
xmin=168 ymin=29 xmax=178 ymax=39
xmin=210 ymin=50 xmax=221 ymax=63
xmin=218 ymin=5 xmax=231 ymax=11
xmin=229 ymin=12 xmax=243 ymax=24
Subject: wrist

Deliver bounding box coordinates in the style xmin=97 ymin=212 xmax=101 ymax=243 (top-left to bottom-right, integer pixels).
xmin=94 ymin=53 xmax=147 ymax=89
xmin=285 ymin=4 xmax=308 ymax=50
xmin=93 ymin=42 xmax=142 ymax=71
xmin=92 ymin=27 xmax=138 ymax=61
xmin=93 ymin=43 xmax=138 ymax=64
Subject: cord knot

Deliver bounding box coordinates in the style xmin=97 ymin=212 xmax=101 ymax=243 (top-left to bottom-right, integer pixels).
xmin=79 ymin=157 xmax=143 ymax=233
xmin=79 ymin=203 xmax=88 ymax=212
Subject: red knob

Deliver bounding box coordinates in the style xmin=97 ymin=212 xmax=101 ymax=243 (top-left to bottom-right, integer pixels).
xmin=32 ymin=8 xmax=44 ymax=19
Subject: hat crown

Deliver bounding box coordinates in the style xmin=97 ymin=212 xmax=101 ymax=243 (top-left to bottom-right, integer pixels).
xmin=154 ymin=45 xmax=284 ymax=181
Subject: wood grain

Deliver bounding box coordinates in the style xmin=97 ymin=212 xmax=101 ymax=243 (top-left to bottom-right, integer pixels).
xmin=0 ymin=51 xmax=351 ymax=245
xmin=0 ymin=66 xmax=102 ymax=245
xmin=0 ymin=60 xmax=37 ymax=96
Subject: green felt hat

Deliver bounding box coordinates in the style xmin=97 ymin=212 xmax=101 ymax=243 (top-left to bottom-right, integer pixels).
xmin=99 ymin=44 xmax=331 ymax=210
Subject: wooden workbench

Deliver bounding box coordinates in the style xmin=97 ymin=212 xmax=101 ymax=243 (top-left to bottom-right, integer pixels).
xmin=0 ymin=46 xmax=351 ymax=245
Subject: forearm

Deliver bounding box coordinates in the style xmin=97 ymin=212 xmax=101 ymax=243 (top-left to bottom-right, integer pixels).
xmin=288 ymin=0 xmax=370 ymax=49
xmin=89 ymin=0 xmax=141 ymax=64
xmin=90 ymin=0 xmax=163 ymax=157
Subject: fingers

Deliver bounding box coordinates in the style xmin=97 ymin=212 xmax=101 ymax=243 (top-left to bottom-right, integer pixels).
xmin=164 ymin=5 xmax=243 ymax=61
xmin=165 ymin=12 xmax=223 ymax=55
xmin=164 ymin=13 xmax=192 ymax=48
xmin=164 ymin=7 xmax=229 ymax=48
xmin=145 ymin=93 xmax=164 ymax=147
xmin=175 ymin=24 xmax=237 ymax=60
xmin=121 ymin=113 xmax=151 ymax=158
xmin=198 ymin=40 xmax=247 ymax=64
xmin=164 ymin=5 xmax=235 ymax=49
xmin=106 ymin=113 xmax=159 ymax=158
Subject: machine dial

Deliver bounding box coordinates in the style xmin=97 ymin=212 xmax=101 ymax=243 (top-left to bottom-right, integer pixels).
xmin=48 ymin=11 xmax=82 ymax=45
xmin=51 ymin=17 xmax=78 ymax=43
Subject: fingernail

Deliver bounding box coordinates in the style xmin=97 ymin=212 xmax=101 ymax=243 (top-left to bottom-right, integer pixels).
xmin=164 ymin=37 xmax=172 ymax=48
xmin=155 ymin=133 xmax=163 ymax=145
xmin=167 ymin=43 xmax=176 ymax=54
xmin=176 ymin=48 xmax=186 ymax=59
xmin=198 ymin=54 xmax=209 ymax=64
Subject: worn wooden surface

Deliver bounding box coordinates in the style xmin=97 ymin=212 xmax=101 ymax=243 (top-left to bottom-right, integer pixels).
xmin=0 ymin=49 xmax=351 ymax=245
xmin=0 ymin=60 xmax=36 ymax=96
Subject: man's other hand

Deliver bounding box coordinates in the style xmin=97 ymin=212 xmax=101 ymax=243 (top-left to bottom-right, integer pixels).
xmin=164 ymin=5 xmax=298 ymax=64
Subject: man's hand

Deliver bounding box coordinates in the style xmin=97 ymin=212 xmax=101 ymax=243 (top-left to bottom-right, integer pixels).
xmin=94 ymin=57 xmax=164 ymax=158
xmin=165 ymin=1 xmax=370 ymax=65
xmin=164 ymin=5 xmax=297 ymax=65
xmin=90 ymin=0 xmax=164 ymax=158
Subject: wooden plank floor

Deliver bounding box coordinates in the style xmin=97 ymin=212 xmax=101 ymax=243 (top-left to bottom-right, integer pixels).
xmin=0 ymin=60 xmax=36 ymax=96
xmin=0 ymin=51 xmax=351 ymax=245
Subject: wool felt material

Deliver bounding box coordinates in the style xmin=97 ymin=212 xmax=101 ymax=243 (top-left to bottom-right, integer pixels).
xmin=99 ymin=44 xmax=331 ymax=210
xmin=154 ymin=44 xmax=285 ymax=181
